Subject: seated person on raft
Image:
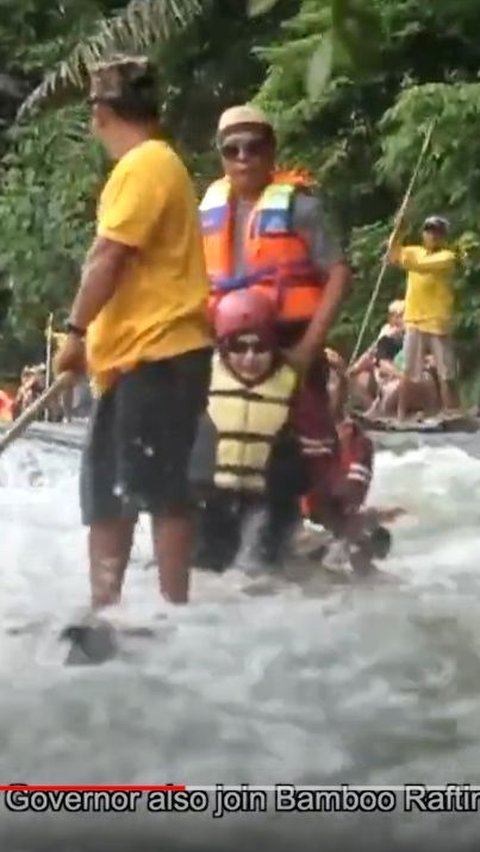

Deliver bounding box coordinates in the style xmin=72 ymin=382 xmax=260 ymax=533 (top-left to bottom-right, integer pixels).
xmin=347 ymin=300 xmax=405 ymax=411
xmin=365 ymin=333 xmax=440 ymax=420
xmin=189 ymin=289 xmax=394 ymax=573
xmin=325 ymin=347 xmax=348 ymax=421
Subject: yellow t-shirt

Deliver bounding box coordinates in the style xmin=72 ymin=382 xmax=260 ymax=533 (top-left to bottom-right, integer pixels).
xmin=400 ymin=245 xmax=456 ymax=334
xmin=87 ymin=138 xmax=211 ymax=392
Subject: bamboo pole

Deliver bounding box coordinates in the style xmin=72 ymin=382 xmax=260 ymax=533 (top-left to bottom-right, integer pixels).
xmin=348 ymin=119 xmax=437 ymax=366
xmin=44 ymin=312 xmax=54 ymax=422
xmin=0 ymin=372 xmax=75 ymax=456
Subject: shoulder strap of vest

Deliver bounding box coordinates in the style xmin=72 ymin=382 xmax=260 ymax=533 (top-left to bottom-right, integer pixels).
xmin=200 ymin=177 xmax=230 ymax=211
xmin=201 ymin=177 xmax=298 ymax=214
xmin=258 ymin=182 xmax=296 ymax=211
xmin=261 ymin=362 xmax=297 ymax=399
xmin=210 ymin=353 xmax=242 ymax=393
xmin=210 ymin=354 xmax=297 ymax=403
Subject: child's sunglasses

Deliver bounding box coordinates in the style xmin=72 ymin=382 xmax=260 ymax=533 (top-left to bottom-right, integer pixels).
xmin=227 ymin=338 xmax=270 ymax=355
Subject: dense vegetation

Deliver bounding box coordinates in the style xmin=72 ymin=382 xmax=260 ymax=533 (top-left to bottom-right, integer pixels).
xmin=0 ymin=0 xmax=479 ymax=397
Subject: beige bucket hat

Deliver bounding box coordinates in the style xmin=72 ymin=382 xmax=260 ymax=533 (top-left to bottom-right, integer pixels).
xmin=217 ymin=104 xmax=273 ymax=136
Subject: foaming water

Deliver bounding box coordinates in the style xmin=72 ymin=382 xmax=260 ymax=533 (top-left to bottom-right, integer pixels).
xmin=1 ymin=438 xmax=480 ymax=844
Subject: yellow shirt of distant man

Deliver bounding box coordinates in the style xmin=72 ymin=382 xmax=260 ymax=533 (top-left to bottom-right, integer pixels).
xmin=87 ymin=138 xmax=211 ymax=392
xmin=399 ymin=245 xmax=456 ymax=335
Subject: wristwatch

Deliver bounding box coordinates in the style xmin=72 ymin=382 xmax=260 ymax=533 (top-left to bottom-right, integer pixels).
xmin=65 ymin=321 xmax=86 ymax=339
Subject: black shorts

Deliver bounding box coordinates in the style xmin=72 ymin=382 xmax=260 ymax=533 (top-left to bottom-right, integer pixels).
xmin=80 ymin=348 xmax=212 ymax=525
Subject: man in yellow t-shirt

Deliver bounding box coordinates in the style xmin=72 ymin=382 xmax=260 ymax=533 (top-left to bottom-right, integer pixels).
xmin=388 ymin=215 xmax=459 ymax=418
xmin=55 ymin=56 xmax=212 ymax=610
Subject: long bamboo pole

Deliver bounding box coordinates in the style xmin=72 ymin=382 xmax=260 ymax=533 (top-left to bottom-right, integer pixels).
xmin=0 ymin=372 xmax=75 ymax=456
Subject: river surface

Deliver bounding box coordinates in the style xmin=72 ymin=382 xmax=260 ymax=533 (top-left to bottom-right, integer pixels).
xmin=1 ymin=434 xmax=480 ymax=850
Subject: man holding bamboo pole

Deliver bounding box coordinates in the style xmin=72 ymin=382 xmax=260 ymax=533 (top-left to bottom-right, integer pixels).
xmin=387 ymin=215 xmax=460 ymax=419
xmin=54 ymin=56 xmax=212 ymax=609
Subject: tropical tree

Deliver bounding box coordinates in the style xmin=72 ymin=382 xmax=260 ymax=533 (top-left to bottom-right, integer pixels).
xmin=0 ymin=0 xmax=211 ymax=367
xmin=1 ymin=0 xmax=480 ymax=396
xmin=252 ymin=0 xmax=480 ymax=370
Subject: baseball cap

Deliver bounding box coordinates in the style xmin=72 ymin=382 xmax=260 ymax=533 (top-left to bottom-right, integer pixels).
xmin=423 ymin=215 xmax=450 ymax=233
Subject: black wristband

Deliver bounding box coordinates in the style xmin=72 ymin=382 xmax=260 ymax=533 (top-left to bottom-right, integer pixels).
xmin=65 ymin=321 xmax=86 ymax=339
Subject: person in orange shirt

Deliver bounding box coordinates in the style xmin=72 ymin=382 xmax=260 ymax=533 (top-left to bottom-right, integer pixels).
xmin=0 ymin=388 xmax=13 ymax=421
xmin=55 ymin=56 xmax=212 ymax=610
xmin=200 ymin=104 xmax=351 ymax=529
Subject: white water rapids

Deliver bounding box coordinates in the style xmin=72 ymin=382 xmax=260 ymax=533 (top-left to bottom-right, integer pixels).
xmin=1 ymin=433 xmax=480 ymax=850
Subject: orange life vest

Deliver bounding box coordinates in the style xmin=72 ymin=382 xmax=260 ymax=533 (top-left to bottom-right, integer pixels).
xmin=200 ymin=172 xmax=326 ymax=323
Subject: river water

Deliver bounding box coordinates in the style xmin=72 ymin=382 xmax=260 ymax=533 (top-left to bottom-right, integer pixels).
xmin=1 ymin=434 xmax=480 ymax=850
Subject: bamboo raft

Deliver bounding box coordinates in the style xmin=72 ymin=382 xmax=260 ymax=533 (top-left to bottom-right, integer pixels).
xmin=0 ymin=411 xmax=479 ymax=457
xmin=353 ymin=411 xmax=480 ymax=434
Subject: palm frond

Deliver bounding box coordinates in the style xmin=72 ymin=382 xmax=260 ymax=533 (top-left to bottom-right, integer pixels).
xmin=18 ymin=0 xmax=206 ymax=119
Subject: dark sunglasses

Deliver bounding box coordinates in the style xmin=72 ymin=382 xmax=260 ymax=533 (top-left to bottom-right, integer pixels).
xmin=227 ymin=338 xmax=270 ymax=355
xmin=220 ymin=137 xmax=269 ymax=161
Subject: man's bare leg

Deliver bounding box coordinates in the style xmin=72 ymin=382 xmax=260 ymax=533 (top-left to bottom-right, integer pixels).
xmin=151 ymin=512 xmax=193 ymax=604
xmin=380 ymin=382 xmax=399 ymax=417
xmin=439 ymin=378 xmax=460 ymax=413
xmin=420 ymin=376 xmax=439 ymax=415
xmin=348 ymin=373 xmax=375 ymax=410
xmin=89 ymin=518 xmax=136 ymax=610
xmin=396 ymin=375 xmax=410 ymax=420
xmin=364 ymin=398 xmax=381 ymax=418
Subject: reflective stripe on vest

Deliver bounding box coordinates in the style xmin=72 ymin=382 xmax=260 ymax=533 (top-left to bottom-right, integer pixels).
xmin=208 ymin=354 xmax=297 ymax=493
xmin=200 ymin=177 xmax=325 ymax=322
xmin=340 ymin=432 xmax=373 ymax=487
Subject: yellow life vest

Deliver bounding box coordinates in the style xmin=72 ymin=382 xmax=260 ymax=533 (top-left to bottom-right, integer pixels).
xmin=208 ymin=354 xmax=297 ymax=493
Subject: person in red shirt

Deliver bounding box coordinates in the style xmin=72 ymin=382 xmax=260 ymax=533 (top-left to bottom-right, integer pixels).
xmin=305 ymin=354 xmax=402 ymax=571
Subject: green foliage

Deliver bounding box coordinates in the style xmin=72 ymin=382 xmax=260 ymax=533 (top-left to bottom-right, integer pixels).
xmin=247 ymin=0 xmax=280 ymax=15
xmin=19 ymin=0 xmax=205 ymax=118
xmin=253 ymin=0 xmax=480 ymax=375
xmin=248 ymin=0 xmax=384 ymax=99
xmin=0 ymin=287 xmax=12 ymax=330
xmin=0 ymin=0 xmax=290 ymax=369
xmin=0 ymin=106 xmax=103 ymax=355
xmin=379 ymin=82 xmax=480 ymax=225
xmin=1 ymin=0 xmax=480 ymax=396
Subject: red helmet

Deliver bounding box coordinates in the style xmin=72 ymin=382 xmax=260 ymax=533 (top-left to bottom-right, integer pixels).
xmin=213 ymin=289 xmax=277 ymax=343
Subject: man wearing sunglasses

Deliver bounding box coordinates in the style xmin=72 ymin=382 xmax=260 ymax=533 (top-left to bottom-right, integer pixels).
xmin=200 ymin=104 xmax=352 ymax=529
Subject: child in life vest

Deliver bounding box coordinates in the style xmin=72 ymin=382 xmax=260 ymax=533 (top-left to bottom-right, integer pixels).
xmin=189 ymin=289 xmax=308 ymax=572
xmin=190 ymin=289 xmax=395 ymax=574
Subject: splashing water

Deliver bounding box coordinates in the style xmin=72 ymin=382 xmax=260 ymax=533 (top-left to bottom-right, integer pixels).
xmin=1 ymin=437 xmax=480 ymax=847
